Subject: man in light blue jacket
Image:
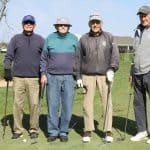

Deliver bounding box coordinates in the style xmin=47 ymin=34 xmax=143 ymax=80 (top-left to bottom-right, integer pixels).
xmin=130 ymin=6 xmax=150 ymax=144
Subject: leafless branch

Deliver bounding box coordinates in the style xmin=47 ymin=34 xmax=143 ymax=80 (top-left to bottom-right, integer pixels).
xmin=0 ymin=0 xmax=9 ymax=22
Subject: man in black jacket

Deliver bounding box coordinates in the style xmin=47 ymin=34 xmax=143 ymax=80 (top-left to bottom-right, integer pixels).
xmin=4 ymin=15 xmax=44 ymax=139
xmin=75 ymin=12 xmax=119 ymax=143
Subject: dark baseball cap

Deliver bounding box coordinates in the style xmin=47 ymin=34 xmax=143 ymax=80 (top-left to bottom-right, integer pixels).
xmin=22 ymin=15 xmax=36 ymax=23
xmin=137 ymin=5 xmax=150 ymax=15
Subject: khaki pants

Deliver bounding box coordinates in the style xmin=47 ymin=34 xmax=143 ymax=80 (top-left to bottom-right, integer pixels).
xmin=13 ymin=77 xmax=40 ymax=134
xmin=82 ymin=75 xmax=112 ymax=132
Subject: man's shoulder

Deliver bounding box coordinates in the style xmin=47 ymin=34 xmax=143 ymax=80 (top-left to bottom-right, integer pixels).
xmin=33 ymin=33 xmax=45 ymax=40
xmin=102 ymin=31 xmax=113 ymax=38
xmin=13 ymin=33 xmax=23 ymax=38
xmin=46 ymin=32 xmax=57 ymax=39
xmin=80 ymin=33 xmax=89 ymax=39
xmin=9 ymin=33 xmax=23 ymax=41
xmin=67 ymin=32 xmax=78 ymax=41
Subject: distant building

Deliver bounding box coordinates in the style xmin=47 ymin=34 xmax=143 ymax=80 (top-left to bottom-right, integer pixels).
xmin=114 ymin=36 xmax=133 ymax=53
xmin=72 ymin=34 xmax=134 ymax=53
xmin=0 ymin=47 xmax=7 ymax=53
xmin=0 ymin=42 xmax=7 ymax=53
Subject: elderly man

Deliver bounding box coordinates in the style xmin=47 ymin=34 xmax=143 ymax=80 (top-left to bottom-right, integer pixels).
xmin=75 ymin=12 xmax=119 ymax=143
xmin=130 ymin=6 xmax=150 ymax=144
xmin=40 ymin=17 xmax=78 ymax=142
xmin=4 ymin=15 xmax=44 ymax=139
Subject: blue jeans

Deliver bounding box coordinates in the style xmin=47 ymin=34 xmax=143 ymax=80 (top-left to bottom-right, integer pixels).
xmin=46 ymin=74 xmax=75 ymax=136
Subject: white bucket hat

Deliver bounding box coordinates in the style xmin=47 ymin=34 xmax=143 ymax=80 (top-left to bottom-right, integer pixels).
xmin=54 ymin=17 xmax=72 ymax=26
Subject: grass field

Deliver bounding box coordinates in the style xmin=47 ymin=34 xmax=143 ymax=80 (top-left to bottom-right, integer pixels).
xmin=0 ymin=53 xmax=150 ymax=150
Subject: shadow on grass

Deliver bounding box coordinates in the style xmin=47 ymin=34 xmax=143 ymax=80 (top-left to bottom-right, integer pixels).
xmin=70 ymin=114 xmax=103 ymax=138
xmin=113 ymin=116 xmax=137 ymax=136
xmin=1 ymin=113 xmax=30 ymax=135
xmin=1 ymin=114 xmax=136 ymax=139
xmin=39 ymin=114 xmax=47 ymax=137
xmin=1 ymin=113 xmax=48 ymax=137
xmin=70 ymin=115 xmax=137 ymax=138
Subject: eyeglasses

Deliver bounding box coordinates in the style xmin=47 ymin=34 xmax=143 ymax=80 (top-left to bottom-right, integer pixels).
xmin=23 ymin=21 xmax=35 ymax=25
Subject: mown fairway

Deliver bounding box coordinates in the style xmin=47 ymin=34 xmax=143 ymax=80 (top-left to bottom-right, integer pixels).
xmin=0 ymin=53 xmax=150 ymax=150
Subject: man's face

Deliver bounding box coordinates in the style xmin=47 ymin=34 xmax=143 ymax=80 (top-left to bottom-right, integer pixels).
xmin=90 ymin=20 xmax=101 ymax=33
xmin=139 ymin=13 xmax=150 ymax=26
xmin=22 ymin=21 xmax=35 ymax=32
xmin=56 ymin=24 xmax=69 ymax=34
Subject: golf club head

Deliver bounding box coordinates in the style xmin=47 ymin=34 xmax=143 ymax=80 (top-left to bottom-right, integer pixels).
xmin=82 ymin=85 xmax=87 ymax=94
xmin=31 ymin=138 xmax=38 ymax=145
xmin=2 ymin=118 xmax=8 ymax=126
xmin=116 ymin=137 xmax=125 ymax=141
xmin=75 ymin=85 xmax=88 ymax=94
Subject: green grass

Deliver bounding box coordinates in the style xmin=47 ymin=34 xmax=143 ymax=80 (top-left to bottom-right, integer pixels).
xmin=0 ymin=53 xmax=150 ymax=150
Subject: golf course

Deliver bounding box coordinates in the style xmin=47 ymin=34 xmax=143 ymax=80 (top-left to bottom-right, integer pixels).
xmin=0 ymin=53 xmax=150 ymax=150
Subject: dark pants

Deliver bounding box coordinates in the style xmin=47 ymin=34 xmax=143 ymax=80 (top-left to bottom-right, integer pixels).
xmin=133 ymin=71 xmax=150 ymax=132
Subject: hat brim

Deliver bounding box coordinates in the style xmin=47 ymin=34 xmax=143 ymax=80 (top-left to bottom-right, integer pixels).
xmin=53 ymin=24 xmax=72 ymax=27
xmin=22 ymin=20 xmax=35 ymax=23
xmin=137 ymin=11 xmax=150 ymax=15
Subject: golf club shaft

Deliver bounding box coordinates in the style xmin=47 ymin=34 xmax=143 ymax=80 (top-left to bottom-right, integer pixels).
xmin=41 ymin=84 xmax=45 ymax=99
xmin=123 ymin=90 xmax=132 ymax=139
xmin=3 ymin=81 xmax=9 ymax=139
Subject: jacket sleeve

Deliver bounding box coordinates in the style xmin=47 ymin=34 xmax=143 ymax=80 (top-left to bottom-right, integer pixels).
xmin=74 ymin=40 xmax=82 ymax=80
xmin=40 ymin=39 xmax=49 ymax=75
xmin=3 ymin=36 xmax=16 ymax=69
xmin=110 ymin=36 xmax=119 ymax=71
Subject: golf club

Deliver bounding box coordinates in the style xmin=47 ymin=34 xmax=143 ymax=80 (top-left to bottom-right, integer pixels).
xmin=30 ymin=84 xmax=46 ymax=145
xmin=40 ymin=84 xmax=45 ymax=99
xmin=2 ymin=81 xmax=9 ymax=139
xmin=117 ymin=87 xmax=132 ymax=141
xmin=76 ymin=84 xmax=88 ymax=94
xmin=68 ymin=121 xmax=78 ymax=133
xmin=31 ymin=138 xmax=38 ymax=145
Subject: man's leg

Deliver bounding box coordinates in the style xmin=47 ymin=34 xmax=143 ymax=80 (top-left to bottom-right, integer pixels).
xmin=130 ymin=74 xmax=148 ymax=142
xmin=97 ymin=76 xmax=113 ymax=132
xmin=59 ymin=75 xmax=75 ymax=141
xmin=133 ymin=75 xmax=147 ymax=132
xmin=46 ymin=74 xmax=61 ymax=138
xmin=13 ymin=77 xmax=25 ymax=137
xmin=82 ymin=75 xmax=96 ymax=132
xmin=26 ymin=78 xmax=40 ymax=136
xmin=97 ymin=76 xmax=113 ymax=142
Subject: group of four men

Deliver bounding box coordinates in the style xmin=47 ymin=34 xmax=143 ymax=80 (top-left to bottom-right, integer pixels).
xmin=3 ymin=5 xmax=150 ymax=144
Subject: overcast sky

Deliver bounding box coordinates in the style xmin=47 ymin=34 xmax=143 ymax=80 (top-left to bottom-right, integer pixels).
xmin=0 ymin=0 xmax=150 ymax=42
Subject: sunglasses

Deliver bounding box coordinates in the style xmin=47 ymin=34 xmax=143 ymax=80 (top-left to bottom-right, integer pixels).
xmin=57 ymin=24 xmax=69 ymax=27
xmin=90 ymin=20 xmax=100 ymax=25
xmin=23 ymin=21 xmax=35 ymax=25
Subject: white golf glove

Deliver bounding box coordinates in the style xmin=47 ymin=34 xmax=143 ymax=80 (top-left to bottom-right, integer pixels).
xmin=106 ymin=69 xmax=114 ymax=82
xmin=77 ymin=79 xmax=83 ymax=88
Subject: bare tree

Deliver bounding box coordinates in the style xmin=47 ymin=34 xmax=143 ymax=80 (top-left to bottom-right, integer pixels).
xmin=0 ymin=0 xmax=9 ymax=22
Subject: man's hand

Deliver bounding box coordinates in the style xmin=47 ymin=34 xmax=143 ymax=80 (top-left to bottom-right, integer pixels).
xmin=106 ymin=69 xmax=114 ymax=82
xmin=77 ymin=79 xmax=83 ymax=88
xmin=41 ymin=74 xmax=47 ymax=87
xmin=4 ymin=69 xmax=12 ymax=81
